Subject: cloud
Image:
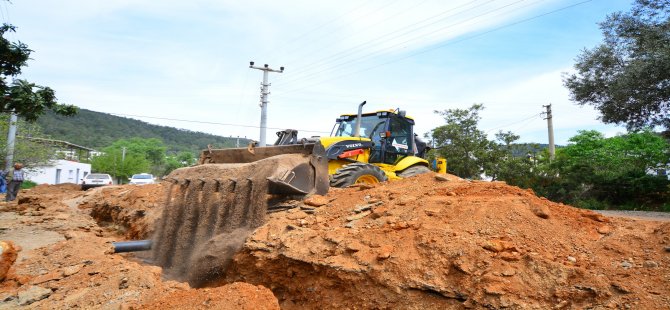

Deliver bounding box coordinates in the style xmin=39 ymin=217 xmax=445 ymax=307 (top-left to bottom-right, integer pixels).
xmin=7 ymin=0 xmax=623 ymax=146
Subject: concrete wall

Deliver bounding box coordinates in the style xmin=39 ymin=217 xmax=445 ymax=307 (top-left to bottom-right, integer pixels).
xmin=28 ymin=160 xmax=92 ymax=185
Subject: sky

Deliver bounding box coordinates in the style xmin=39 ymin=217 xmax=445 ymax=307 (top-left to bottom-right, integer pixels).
xmin=6 ymin=0 xmax=635 ymax=146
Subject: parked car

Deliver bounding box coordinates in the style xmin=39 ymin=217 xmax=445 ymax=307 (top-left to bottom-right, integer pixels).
xmin=81 ymin=173 xmax=113 ymax=190
xmin=129 ymin=173 xmax=155 ymax=185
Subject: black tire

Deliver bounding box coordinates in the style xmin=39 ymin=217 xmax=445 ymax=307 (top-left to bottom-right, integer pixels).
xmin=397 ymin=165 xmax=432 ymax=178
xmin=330 ymin=163 xmax=388 ymax=187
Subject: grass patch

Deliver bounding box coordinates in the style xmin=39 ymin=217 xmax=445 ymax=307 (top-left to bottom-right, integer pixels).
xmin=21 ymin=180 xmax=37 ymax=189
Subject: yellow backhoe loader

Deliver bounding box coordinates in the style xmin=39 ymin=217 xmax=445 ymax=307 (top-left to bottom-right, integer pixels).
xmin=196 ymin=101 xmax=446 ymax=194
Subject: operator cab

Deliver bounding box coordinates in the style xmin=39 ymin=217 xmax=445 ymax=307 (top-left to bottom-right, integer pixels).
xmin=332 ymin=110 xmax=416 ymax=165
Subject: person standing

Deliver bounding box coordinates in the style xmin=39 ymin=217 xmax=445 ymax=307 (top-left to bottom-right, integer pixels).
xmin=0 ymin=169 xmax=6 ymax=194
xmin=5 ymin=163 xmax=24 ymax=202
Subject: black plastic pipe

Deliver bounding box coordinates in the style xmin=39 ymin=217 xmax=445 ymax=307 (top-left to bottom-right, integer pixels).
xmin=112 ymin=240 xmax=152 ymax=253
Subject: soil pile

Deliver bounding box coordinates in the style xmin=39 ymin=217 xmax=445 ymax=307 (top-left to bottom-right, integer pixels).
xmin=224 ymin=173 xmax=670 ymax=309
xmin=140 ymin=282 xmax=280 ymax=310
xmin=0 ymin=172 xmax=668 ymax=309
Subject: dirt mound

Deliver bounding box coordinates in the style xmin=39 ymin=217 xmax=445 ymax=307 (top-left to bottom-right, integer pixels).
xmin=223 ymin=173 xmax=670 ymax=309
xmin=28 ymin=183 xmax=82 ymax=194
xmin=140 ymin=282 xmax=280 ymax=310
xmin=10 ymin=183 xmax=84 ymax=213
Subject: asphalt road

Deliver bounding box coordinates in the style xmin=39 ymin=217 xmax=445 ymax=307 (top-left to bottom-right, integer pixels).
xmin=595 ymin=210 xmax=670 ymax=222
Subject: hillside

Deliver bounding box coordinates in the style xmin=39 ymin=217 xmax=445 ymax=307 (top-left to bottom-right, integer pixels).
xmin=36 ymin=109 xmax=251 ymax=153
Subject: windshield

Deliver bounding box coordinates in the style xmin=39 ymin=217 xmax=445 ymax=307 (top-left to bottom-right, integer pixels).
xmin=333 ymin=115 xmax=386 ymax=138
xmin=86 ymin=174 xmax=110 ymax=179
xmin=132 ymin=174 xmax=153 ymax=179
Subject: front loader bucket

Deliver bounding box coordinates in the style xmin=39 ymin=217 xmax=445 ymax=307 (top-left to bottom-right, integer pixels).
xmin=151 ymin=143 xmax=329 ymax=286
xmin=197 ymin=142 xmax=329 ymax=196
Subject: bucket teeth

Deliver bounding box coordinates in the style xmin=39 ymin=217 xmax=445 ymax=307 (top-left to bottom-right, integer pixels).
xmin=151 ymin=150 xmax=328 ymax=286
xmin=152 ymin=170 xmax=268 ymax=284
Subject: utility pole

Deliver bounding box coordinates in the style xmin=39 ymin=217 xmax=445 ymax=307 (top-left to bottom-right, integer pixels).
xmin=119 ymin=147 xmax=127 ymax=185
xmin=542 ymin=104 xmax=555 ymax=161
xmin=249 ymin=61 xmax=284 ymax=146
xmin=4 ymin=112 xmax=17 ymax=172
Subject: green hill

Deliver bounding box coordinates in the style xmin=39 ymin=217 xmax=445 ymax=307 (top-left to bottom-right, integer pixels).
xmin=36 ymin=109 xmax=251 ymax=153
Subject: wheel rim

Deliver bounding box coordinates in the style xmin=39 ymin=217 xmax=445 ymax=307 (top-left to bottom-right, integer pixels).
xmin=354 ymin=175 xmax=379 ymax=184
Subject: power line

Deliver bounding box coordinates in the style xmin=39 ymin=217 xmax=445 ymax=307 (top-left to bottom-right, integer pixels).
xmin=512 ymin=114 xmax=541 ymax=132
xmin=278 ymin=0 xmax=438 ymax=72
xmin=266 ymin=2 xmax=372 ymax=64
xmin=277 ymin=0 xmax=487 ymax=81
xmin=277 ymin=0 xmax=532 ymax=87
xmin=275 ymin=0 xmax=593 ymax=97
xmin=107 ymin=112 xmax=330 ymax=134
xmin=274 ymin=0 xmax=402 ymax=65
xmin=0 ymin=0 xmax=9 ymax=24
xmin=274 ymin=92 xmax=549 ymax=108
xmin=485 ymin=113 xmax=541 ymax=133
xmin=275 ymin=0 xmax=537 ymax=88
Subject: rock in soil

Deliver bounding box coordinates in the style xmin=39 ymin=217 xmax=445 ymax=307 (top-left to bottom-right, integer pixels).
xmin=18 ymin=286 xmax=52 ymax=306
xmin=0 ymin=241 xmax=18 ymax=281
xmin=303 ymin=195 xmax=329 ymax=207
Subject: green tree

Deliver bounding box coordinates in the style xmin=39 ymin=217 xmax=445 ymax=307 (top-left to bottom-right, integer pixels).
xmin=163 ymin=151 xmax=197 ymax=176
xmin=484 ymin=131 xmax=537 ymax=188
xmin=91 ymin=137 xmax=178 ymax=178
xmin=109 ymin=138 xmax=167 ymax=167
xmin=563 ymin=0 xmax=670 ymax=129
xmin=429 ymin=104 xmax=493 ymax=179
xmin=90 ymin=148 xmax=150 ymax=182
xmin=0 ymin=114 xmax=56 ymax=168
xmin=538 ymin=130 xmax=669 ymax=208
xmin=0 ymin=24 xmax=77 ymax=121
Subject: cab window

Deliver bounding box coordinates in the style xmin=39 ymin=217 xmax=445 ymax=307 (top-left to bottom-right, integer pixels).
xmin=334 ymin=115 xmax=386 ymax=138
xmin=384 ymin=116 xmax=413 ymax=164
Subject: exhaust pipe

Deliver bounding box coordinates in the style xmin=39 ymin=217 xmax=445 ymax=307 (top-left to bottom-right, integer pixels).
xmin=353 ymin=101 xmax=367 ymax=137
xmin=112 ymin=240 xmax=152 ymax=253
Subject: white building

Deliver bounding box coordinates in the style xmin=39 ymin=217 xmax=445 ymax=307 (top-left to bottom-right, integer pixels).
xmin=28 ymin=159 xmax=91 ymax=185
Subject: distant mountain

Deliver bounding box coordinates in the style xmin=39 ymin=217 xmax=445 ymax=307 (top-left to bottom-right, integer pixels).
xmin=36 ymin=109 xmax=251 ymax=154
